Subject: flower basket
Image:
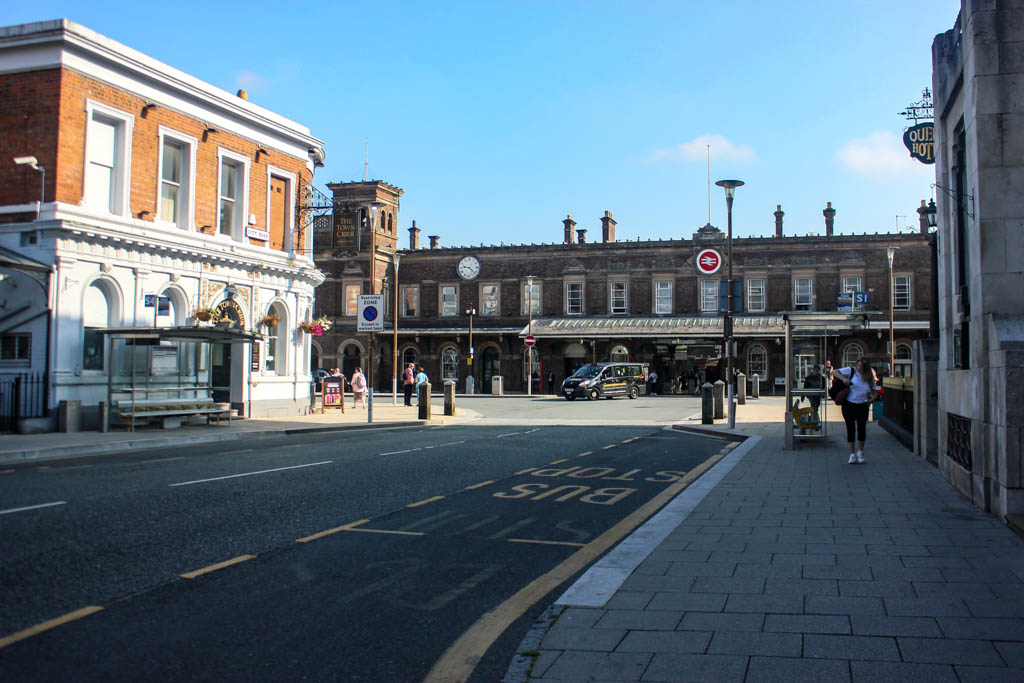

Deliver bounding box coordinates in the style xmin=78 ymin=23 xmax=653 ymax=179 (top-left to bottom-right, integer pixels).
xmin=260 ymin=313 xmax=282 ymax=328
xmin=299 ymin=316 xmax=331 ymax=336
xmin=194 ymin=308 xmax=216 ymax=322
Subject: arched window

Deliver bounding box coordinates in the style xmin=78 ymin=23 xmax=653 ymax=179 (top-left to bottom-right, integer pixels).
xmin=265 ymin=302 xmax=287 ymax=374
xmin=895 ymin=343 xmax=913 ymax=378
xmin=441 ymin=347 xmax=459 ymax=381
xmin=746 ymin=343 xmax=767 ymax=379
xmin=156 ymin=287 xmax=186 ymax=327
xmin=402 ymin=347 xmax=418 ymax=368
xmin=388 ymin=212 xmax=394 ymax=233
xmin=83 ymin=280 xmax=117 ymax=371
xmin=841 ymin=342 xmax=864 ymax=368
xmin=522 ymin=349 xmax=541 ymax=381
xmin=610 ymin=345 xmax=630 ymax=362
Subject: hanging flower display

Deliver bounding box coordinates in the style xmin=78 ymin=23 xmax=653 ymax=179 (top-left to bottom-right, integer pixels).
xmin=298 ymin=316 xmax=332 ymax=336
xmin=260 ymin=312 xmax=282 ymax=328
xmin=194 ymin=307 xmax=217 ymax=322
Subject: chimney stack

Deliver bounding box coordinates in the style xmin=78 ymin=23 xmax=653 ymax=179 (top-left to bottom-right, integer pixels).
xmin=428 ymin=235 xmax=439 ymax=249
xmin=563 ymin=214 xmax=576 ymax=244
xmin=576 ymin=228 xmax=587 ymax=244
xmin=917 ymin=199 xmax=930 ymax=234
xmin=409 ymin=220 xmax=420 ymax=250
xmin=774 ymin=204 xmax=784 ymax=237
xmin=823 ymin=202 xmax=836 ymax=237
xmin=601 ymin=210 xmax=616 ymax=243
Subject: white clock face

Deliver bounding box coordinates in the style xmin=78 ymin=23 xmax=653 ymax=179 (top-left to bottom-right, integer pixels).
xmin=457 ymin=256 xmax=481 ymax=281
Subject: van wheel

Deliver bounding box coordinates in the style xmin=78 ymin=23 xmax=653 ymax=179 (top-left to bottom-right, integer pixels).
xmin=588 ymin=388 xmax=600 ymax=401
xmin=629 ymin=385 xmax=639 ymax=399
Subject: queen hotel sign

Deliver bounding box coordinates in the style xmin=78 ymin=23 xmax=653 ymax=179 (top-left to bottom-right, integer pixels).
xmin=903 ymin=122 xmax=935 ymax=164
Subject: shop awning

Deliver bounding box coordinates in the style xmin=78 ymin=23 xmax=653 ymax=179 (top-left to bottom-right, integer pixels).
xmin=519 ymin=313 xmax=875 ymax=339
xmin=96 ymin=326 xmax=263 ymax=344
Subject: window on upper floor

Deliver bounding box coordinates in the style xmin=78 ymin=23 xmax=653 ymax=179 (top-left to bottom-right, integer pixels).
xmin=654 ymin=280 xmax=673 ymax=315
xmin=344 ymin=283 xmax=360 ymax=316
xmin=401 ymin=285 xmax=419 ymax=317
xmin=522 ymin=281 xmax=542 ymax=315
xmin=480 ymin=283 xmax=500 ymax=317
xmin=700 ymin=280 xmax=718 ymax=313
xmin=565 ymin=281 xmax=583 ymax=315
xmin=794 ymin=277 xmax=813 ymax=311
xmin=440 ymin=285 xmax=458 ymax=317
xmin=609 ymin=281 xmax=627 ymax=315
xmin=218 ymin=153 xmax=248 ymax=241
xmin=842 ymin=276 xmax=862 ymax=293
xmin=0 ymin=333 xmax=30 ymax=362
xmin=158 ymin=130 xmax=195 ymax=228
xmin=893 ymin=275 xmax=911 ymax=310
xmin=746 ymin=279 xmax=765 ymax=312
xmin=84 ymin=103 xmax=132 ymax=216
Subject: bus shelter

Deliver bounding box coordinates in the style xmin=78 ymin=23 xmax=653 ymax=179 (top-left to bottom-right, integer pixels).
xmin=99 ymin=326 xmax=261 ymax=431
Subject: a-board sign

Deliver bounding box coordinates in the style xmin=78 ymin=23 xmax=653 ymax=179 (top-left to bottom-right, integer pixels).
xmin=323 ymin=377 xmax=345 ymax=407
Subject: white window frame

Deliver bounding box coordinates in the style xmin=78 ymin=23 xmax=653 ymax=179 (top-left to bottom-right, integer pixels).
xmin=440 ymin=284 xmax=459 ymax=317
xmin=842 ymin=276 xmax=862 ymax=294
xmin=264 ymin=302 xmax=287 ymax=375
xmin=609 ymin=280 xmax=627 ymax=315
xmin=156 ymin=126 xmax=197 ymax=230
xmin=343 ymin=282 xmax=361 ymax=316
xmin=480 ymin=283 xmax=501 ymax=317
xmin=401 ymin=285 xmax=419 ymax=318
xmin=700 ymin=279 xmax=718 ymax=313
xmin=217 ymin=149 xmax=250 ymax=242
xmin=746 ymin=279 xmax=765 ymax=313
xmin=893 ymin=275 xmax=912 ymax=310
xmin=794 ymin=277 xmax=813 ymax=311
xmin=521 ymin=281 xmax=542 ymax=315
xmin=654 ymin=280 xmax=673 ymax=315
xmin=565 ymin=280 xmax=584 ymax=315
xmin=441 ymin=346 xmax=459 ymax=381
xmin=266 ymin=166 xmax=297 ymax=254
xmin=746 ymin=343 xmax=768 ymax=378
xmin=841 ymin=342 xmax=865 ymax=368
xmin=84 ymin=100 xmax=133 ymax=216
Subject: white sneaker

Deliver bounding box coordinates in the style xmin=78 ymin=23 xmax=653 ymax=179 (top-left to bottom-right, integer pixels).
xmin=856 ymin=451 xmax=865 ymax=464
xmin=848 ymin=453 xmax=857 ymax=465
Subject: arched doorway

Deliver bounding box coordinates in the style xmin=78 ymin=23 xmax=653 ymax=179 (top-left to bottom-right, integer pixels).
xmin=482 ymin=346 xmax=500 ymax=394
xmin=563 ymin=342 xmax=587 ymax=378
xmin=341 ymin=343 xmax=362 ymax=379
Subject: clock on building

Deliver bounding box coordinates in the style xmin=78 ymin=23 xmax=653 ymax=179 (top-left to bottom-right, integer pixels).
xmin=457 ymin=255 xmax=481 ymax=281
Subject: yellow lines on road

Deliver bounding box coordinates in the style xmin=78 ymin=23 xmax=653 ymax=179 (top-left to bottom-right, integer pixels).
xmin=222 ymin=449 xmax=253 ymax=455
xmin=345 ymin=527 xmax=424 ymax=537
xmin=601 ymin=444 xmax=616 ymax=450
xmin=425 ymin=451 xmax=726 ymax=682
xmin=407 ymin=495 xmax=445 ymax=508
xmin=576 ymin=451 xmax=593 ymax=458
xmin=621 ymin=437 xmax=637 ymax=444
xmin=37 ymin=466 xmax=50 ymax=470
xmin=515 ymin=467 xmax=537 ymax=475
xmin=296 ymin=519 xmax=370 ymax=543
xmin=721 ymin=440 xmax=740 ymax=454
xmin=507 ymin=538 xmax=586 ymax=548
xmin=464 ymin=480 xmax=495 ymax=491
xmin=549 ymin=459 xmax=568 ymax=465
xmin=180 ymin=555 xmax=256 ymax=580
xmin=0 ymin=606 xmax=103 ymax=650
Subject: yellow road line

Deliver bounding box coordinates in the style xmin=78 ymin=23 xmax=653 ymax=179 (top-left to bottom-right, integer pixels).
xmin=296 ymin=519 xmax=369 ymax=543
xmin=576 ymin=451 xmax=592 ymax=458
xmin=507 ymin=538 xmax=586 ymax=548
xmin=37 ymin=466 xmax=50 ymax=470
xmin=549 ymin=459 xmax=568 ymax=465
xmin=180 ymin=555 xmax=256 ymax=579
xmin=425 ymin=452 xmax=725 ymax=682
xmin=464 ymin=480 xmax=495 ymax=490
xmin=515 ymin=467 xmax=537 ymax=475
xmin=621 ymin=438 xmax=636 ymax=444
xmin=407 ymin=495 xmax=445 ymax=508
xmin=0 ymin=606 xmax=103 ymax=650
xmin=346 ymin=527 xmax=424 ymax=537
xmin=601 ymin=444 xmax=616 ymax=450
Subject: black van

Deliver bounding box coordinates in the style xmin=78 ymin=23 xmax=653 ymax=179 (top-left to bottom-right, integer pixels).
xmin=562 ymin=362 xmax=648 ymax=400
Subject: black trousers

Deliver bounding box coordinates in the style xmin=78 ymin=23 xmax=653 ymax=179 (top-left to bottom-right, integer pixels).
xmin=403 ymin=383 xmax=414 ymax=406
xmin=841 ymin=401 xmax=870 ymax=443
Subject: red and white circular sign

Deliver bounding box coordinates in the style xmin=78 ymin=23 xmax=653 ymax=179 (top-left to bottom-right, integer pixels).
xmin=696 ymin=248 xmax=722 ymax=275
xmin=524 ymin=335 xmax=536 ymax=347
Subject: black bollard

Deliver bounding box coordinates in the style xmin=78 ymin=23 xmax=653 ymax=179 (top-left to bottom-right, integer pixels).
xmin=701 ymin=382 xmax=714 ymax=424
xmin=713 ymin=380 xmax=725 ymax=420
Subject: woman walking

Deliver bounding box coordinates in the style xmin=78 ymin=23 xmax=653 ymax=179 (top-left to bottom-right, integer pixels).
xmin=834 ymin=357 xmax=879 ymax=464
xmin=350 ymin=368 xmax=367 ymax=409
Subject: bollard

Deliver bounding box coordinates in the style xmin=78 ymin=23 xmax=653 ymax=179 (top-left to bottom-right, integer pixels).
xmin=466 ymin=375 xmax=475 ymax=395
xmin=97 ymin=401 xmax=109 ymax=433
xmin=58 ymin=399 xmax=81 ymax=433
xmin=444 ymin=380 xmax=455 ymax=416
xmin=751 ymin=374 xmax=760 ymax=399
xmin=737 ymin=372 xmax=746 ymax=405
xmin=418 ymin=382 xmax=432 ymax=420
xmin=701 ymin=382 xmax=714 ymax=424
xmin=713 ymin=380 xmax=725 ymax=420
xmin=367 ymin=388 xmax=373 ymax=424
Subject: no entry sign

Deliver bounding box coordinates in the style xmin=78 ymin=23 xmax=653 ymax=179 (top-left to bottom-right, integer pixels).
xmin=524 ymin=335 xmax=536 ymax=347
xmin=696 ymin=248 xmax=722 ymax=275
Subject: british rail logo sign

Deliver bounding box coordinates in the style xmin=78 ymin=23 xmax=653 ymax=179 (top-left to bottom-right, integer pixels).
xmin=696 ymin=248 xmax=722 ymax=275
xmin=903 ymin=122 xmax=935 ymax=165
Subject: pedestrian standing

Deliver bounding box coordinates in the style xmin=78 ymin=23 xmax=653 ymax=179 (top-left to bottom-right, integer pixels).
xmin=402 ymin=362 xmax=415 ymax=406
xmin=350 ymin=368 xmax=367 ymax=409
xmin=834 ymin=357 xmax=879 ymax=464
xmin=414 ymin=366 xmax=428 ymax=405
xmin=547 ymin=370 xmax=555 ymax=395
xmin=803 ymin=364 xmax=824 ymax=422
xmin=648 ymin=369 xmax=659 ymax=396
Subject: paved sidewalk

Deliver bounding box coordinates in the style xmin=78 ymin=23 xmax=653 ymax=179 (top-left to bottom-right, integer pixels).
xmin=0 ymin=398 xmax=471 ymax=465
xmin=515 ymin=397 xmax=1024 ymax=682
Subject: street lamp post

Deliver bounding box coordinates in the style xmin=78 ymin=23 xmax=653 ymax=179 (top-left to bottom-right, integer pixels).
xmin=887 ymin=246 xmax=897 ymax=376
xmin=466 ymin=307 xmax=476 ymax=393
xmin=526 ymin=275 xmax=535 ymax=396
xmin=367 ymin=204 xmax=379 ymax=423
xmin=715 ymin=179 xmax=744 ymax=429
xmin=392 ymin=251 xmax=401 ymax=405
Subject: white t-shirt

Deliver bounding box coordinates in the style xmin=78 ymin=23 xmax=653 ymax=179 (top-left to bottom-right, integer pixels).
xmin=838 ymin=367 xmax=876 ymax=404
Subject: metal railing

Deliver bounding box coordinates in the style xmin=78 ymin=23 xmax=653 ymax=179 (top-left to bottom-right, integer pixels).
xmin=0 ymin=372 xmax=49 ymax=433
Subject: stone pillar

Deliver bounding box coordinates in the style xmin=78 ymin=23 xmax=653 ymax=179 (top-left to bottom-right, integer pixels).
xmin=736 ymin=372 xmax=746 ymax=405
xmin=823 ymin=201 xmax=836 ymax=236
xmin=774 ymin=205 xmax=784 ymax=237
xmin=713 ymin=380 xmax=725 ymax=420
xmin=701 ymin=382 xmax=714 ymax=424
xmin=751 ymin=374 xmax=760 ymax=399
xmin=418 ymin=382 xmax=431 ymax=419
xmin=444 ymin=380 xmax=455 ymax=416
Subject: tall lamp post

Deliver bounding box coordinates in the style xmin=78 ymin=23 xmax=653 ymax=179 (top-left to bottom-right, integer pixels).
xmin=526 ymin=275 xmax=535 ymax=396
xmin=391 ymin=250 xmax=401 ymax=405
xmin=466 ymin=307 xmax=476 ymax=393
xmin=366 ymin=204 xmax=379 ymax=423
xmin=887 ymin=246 xmax=897 ymax=376
xmin=923 ymin=199 xmax=939 ymax=338
xmin=715 ymin=179 xmax=743 ymax=429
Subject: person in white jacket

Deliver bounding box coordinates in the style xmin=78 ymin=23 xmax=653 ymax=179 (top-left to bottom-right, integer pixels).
xmin=833 ymin=357 xmax=879 ymax=464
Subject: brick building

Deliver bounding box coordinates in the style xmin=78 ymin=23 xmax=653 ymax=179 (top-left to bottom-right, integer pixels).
xmin=313 ymin=181 xmax=935 ymax=396
xmin=0 ymin=20 xmax=326 ymax=425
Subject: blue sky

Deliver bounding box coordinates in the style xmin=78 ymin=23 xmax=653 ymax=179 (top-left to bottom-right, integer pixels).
xmin=4 ymin=1 xmax=959 ymax=246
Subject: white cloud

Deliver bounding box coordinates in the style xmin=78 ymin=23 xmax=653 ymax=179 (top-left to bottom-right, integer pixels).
xmin=839 ymin=131 xmax=920 ymax=180
xmin=646 ymin=134 xmax=756 ymax=164
xmin=234 ymin=70 xmax=268 ymax=94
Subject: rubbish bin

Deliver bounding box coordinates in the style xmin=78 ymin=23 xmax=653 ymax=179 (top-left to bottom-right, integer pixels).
xmin=872 ymin=399 xmax=884 ymax=421
xmin=58 ymin=399 xmax=81 ymax=433
xmin=491 ymin=376 xmax=504 ymax=395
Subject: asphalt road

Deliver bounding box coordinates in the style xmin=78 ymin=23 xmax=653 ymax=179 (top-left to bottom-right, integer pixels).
xmin=0 ymin=396 xmax=724 ymax=681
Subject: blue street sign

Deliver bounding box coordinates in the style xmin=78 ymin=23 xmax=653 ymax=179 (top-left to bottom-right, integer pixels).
xmin=854 ymin=291 xmax=869 ymax=307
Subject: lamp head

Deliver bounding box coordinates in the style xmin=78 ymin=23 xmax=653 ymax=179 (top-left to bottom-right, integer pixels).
xmin=392 ymin=251 xmax=401 ymax=266
xmin=13 ymin=156 xmax=38 ymax=170
xmin=886 ymin=246 xmax=896 ymax=268
xmin=925 ymin=198 xmax=938 ymax=228
xmin=715 ymin=179 xmax=744 ymax=200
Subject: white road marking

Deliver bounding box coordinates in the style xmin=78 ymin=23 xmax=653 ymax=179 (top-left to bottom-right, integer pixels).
xmin=379 ymin=449 xmax=413 ymax=456
xmin=496 ymin=432 xmax=521 ymax=438
xmin=168 ymin=461 xmax=332 ymax=487
xmin=0 ymin=501 xmax=67 ymax=516
xmin=524 ymin=429 xmax=540 ymax=434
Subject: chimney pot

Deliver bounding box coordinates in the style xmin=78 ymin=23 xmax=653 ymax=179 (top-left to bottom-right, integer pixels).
xmin=563 ymin=214 xmax=577 ymax=244
xmin=823 ymin=202 xmax=836 ymax=237
xmin=236 ymin=89 xmax=248 ymax=100
xmin=408 ymin=221 xmax=420 ymax=250
xmin=428 ymin=235 xmax=440 ymax=249
xmin=600 ymin=210 xmax=617 ymax=243
xmin=774 ymin=204 xmax=785 ymax=238
xmin=576 ymin=228 xmax=587 ymax=244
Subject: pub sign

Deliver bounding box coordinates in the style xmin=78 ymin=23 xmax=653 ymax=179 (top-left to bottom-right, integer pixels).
xmin=903 ymin=122 xmax=935 ymax=164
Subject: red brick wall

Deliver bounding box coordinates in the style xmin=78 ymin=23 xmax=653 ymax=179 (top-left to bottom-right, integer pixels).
xmin=0 ymin=69 xmax=62 ymax=208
